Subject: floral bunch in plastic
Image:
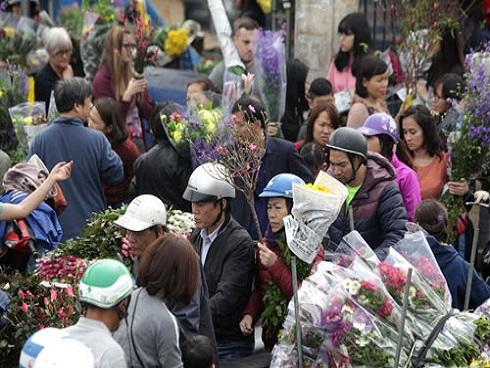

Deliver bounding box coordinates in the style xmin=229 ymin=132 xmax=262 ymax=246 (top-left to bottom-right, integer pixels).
xmin=192 ymin=107 xmax=266 ymax=239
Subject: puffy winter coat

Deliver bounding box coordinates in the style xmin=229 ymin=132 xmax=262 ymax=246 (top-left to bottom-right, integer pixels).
xmin=427 ymin=236 xmax=490 ymax=310
xmin=328 ymin=153 xmax=408 ymax=259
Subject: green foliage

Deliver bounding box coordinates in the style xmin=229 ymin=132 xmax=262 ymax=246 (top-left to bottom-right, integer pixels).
xmin=54 ymin=206 xmax=132 ymax=270
xmin=260 ymin=234 xmax=312 ymax=337
xmin=59 ymin=9 xmax=84 ymax=40
xmin=0 ymin=270 xmax=80 ymax=367
xmin=0 ymin=31 xmax=37 ymax=67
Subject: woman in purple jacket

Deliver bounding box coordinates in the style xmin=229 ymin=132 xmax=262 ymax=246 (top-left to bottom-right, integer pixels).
xmin=358 ymin=113 xmax=422 ymax=220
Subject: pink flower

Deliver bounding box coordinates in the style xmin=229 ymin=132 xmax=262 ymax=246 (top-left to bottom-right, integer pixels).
xmin=66 ymin=286 xmax=74 ymax=297
xmin=17 ymin=289 xmax=25 ymax=300
xmin=21 ymin=303 xmax=28 ymax=313
xmin=248 ymin=143 xmax=257 ymax=150
xmin=50 ymin=288 xmax=58 ymax=301
xmin=57 ymin=309 xmax=66 ymax=319
xmin=230 ymin=114 xmax=237 ymax=125
xmin=248 ymin=104 xmax=256 ymax=113
xmin=26 ymin=290 xmax=33 ymax=297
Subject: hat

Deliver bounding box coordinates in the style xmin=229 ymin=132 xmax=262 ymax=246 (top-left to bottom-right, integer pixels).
xmin=357 ymin=113 xmax=399 ymax=143
xmin=115 ymin=195 xmax=167 ymax=232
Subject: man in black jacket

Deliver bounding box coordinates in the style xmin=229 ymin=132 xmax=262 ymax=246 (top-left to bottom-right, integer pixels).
xmin=114 ymin=194 xmax=215 ymax=347
xmin=326 ymin=127 xmax=408 ymax=259
xmin=230 ymin=96 xmax=314 ymax=240
xmin=183 ymin=162 xmax=256 ymax=364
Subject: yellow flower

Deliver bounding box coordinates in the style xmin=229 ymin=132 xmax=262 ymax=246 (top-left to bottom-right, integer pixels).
xmin=0 ymin=89 xmax=4 ymax=98
xmin=304 ymin=183 xmax=329 ymax=193
xmin=4 ymin=27 xmax=15 ymax=39
xmin=23 ymin=117 xmax=34 ymax=126
xmin=172 ymin=129 xmax=183 ymax=144
xmin=164 ymin=29 xmax=189 ymax=57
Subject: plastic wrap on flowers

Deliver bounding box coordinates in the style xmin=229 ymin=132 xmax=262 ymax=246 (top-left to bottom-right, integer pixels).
xmin=327 ymin=230 xmax=381 ymax=269
xmin=394 ymin=231 xmax=452 ymax=307
xmin=8 ymin=102 xmax=47 ymax=151
xmin=285 ymin=171 xmax=348 ymax=263
xmin=253 ymin=29 xmax=286 ymax=122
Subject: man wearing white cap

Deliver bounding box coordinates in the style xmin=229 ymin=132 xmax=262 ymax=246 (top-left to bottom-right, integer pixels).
xmin=115 ymin=194 xmax=216 ymax=346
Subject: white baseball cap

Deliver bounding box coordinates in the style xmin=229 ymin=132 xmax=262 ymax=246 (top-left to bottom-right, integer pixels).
xmin=115 ymin=195 xmax=167 ymax=232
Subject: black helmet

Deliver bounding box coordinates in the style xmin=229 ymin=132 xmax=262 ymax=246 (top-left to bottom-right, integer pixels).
xmin=326 ymin=127 xmax=367 ymax=161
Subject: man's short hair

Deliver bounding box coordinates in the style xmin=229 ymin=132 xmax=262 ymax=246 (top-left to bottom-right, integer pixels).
xmin=54 ymin=77 xmax=92 ymax=113
xmin=182 ymin=335 xmax=215 ymax=368
xmin=231 ymin=95 xmax=267 ymax=130
xmin=232 ymin=17 xmax=259 ymax=37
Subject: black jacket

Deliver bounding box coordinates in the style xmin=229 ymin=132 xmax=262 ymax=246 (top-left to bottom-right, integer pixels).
xmin=191 ymin=216 xmax=255 ymax=344
xmin=132 ymin=139 xmax=192 ymax=212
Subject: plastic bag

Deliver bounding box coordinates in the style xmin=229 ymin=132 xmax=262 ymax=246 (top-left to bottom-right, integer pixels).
xmin=8 ymin=102 xmax=47 ymax=150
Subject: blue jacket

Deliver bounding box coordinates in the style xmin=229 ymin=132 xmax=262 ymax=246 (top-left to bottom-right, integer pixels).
xmin=231 ymin=137 xmax=313 ymax=240
xmin=427 ymin=236 xmax=490 ymax=310
xmin=328 ymin=153 xmax=408 ymax=259
xmin=29 ymin=117 xmax=123 ymax=240
xmin=0 ymin=190 xmax=63 ymax=250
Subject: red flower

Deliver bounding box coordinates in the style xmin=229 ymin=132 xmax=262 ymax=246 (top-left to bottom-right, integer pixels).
xmin=17 ymin=289 xmax=25 ymax=299
xmin=361 ymin=280 xmax=377 ymax=292
xmin=379 ymin=299 xmax=394 ymax=317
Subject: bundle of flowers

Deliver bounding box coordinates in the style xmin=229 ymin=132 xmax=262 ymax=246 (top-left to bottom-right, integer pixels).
xmin=0 ymin=27 xmax=37 ymax=67
xmin=8 ymin=101 xmax=47 ymax=160
xmin=442 ymin=44 xmax=490 ymax=242
xmin=253 ymin=30 xmax=286 ymax=122
xmin=271 ymin=231 xmax=490 ymax=367
xmin=166 ymin=209 xmax=195 ymax=235
xmin=0 ymin=269 xmax=80 ymax=367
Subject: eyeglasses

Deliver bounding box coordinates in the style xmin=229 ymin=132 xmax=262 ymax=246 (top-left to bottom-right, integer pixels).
xmin=122 ymin=43 xmax=136 ymax=50
xmin=54 ymin=49 xmax=72 ymax=57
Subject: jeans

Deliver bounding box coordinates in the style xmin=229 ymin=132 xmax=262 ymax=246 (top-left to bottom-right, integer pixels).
xmin=217 ymin=336 xmax=255 ymax=363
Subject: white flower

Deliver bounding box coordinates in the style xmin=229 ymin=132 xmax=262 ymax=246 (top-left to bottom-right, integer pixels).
xmin=344 ymin=279 xmax=361 ymax=295
xmin=341 ymin=305 xmax=353 ymax=316
xmin=353 ymin=321 xmax=366 ymax=331
xmin=356 ymin=334 xmax=370 ymax=347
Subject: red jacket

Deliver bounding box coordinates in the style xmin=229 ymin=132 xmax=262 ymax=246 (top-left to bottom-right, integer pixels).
xmin=92 ymin=63 xmax=153 ymax=121
xmin=242 ymin=240 xmax=324 ymax=324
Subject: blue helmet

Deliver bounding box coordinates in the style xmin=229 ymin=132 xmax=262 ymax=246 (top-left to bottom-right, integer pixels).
xmin=259 ymin=174 xmax=305 ymax=199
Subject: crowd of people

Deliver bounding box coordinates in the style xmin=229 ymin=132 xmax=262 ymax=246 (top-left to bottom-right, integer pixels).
xmin=1 ymin=2 xmax=490 ymax=368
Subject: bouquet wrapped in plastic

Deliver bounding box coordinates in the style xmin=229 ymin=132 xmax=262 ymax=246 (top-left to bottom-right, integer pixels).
xmin=253 ymin=29 xmax=286 ymax=123
xmin=271 ymin=230 xmax=490 ymax=367
xmin=284 ymin=171 xmax=347 ymax=264
xmin=8 ymin=102 xmax=47 ymax=153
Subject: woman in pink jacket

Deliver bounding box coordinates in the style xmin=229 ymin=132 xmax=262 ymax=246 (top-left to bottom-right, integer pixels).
xmin=358 ymin=113 xmax=422 ymax=221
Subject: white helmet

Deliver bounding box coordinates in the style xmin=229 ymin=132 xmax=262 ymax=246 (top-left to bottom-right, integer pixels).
xmin=183 ymin=162 xmax=235 ymax=202
xmin=33 ymin=337 xmax=94 ymax=368
xmin=20 ymin=328 xmax=69 ymax=368
xmin=115 ymin=194 xmax=167 ymax=232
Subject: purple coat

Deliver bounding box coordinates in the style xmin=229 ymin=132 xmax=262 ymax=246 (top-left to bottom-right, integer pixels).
xmin=391 ymin=154 xmax=422 ymax=221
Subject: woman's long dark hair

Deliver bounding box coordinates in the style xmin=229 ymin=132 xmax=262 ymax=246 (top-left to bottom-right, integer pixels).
xmin=93 ymin=97 xmax=128 ymax=145
xmin=281 ymin=59 xmax=309 ymax=141
xmin=334 ymin=12 xmax=372 ymax=76
xmin=399 ymin=105 xmax=443 ymax=159
xmin=427 ymin=27 xmax=464 ymax=88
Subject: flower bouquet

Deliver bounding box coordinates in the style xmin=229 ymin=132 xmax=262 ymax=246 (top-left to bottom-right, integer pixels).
xmin=166 ymin=209 xmax=195 ymax=235
xmin=284 ymin=170 xmax=348 ymax=263
xmin=8 ymin=102 xmax=47 ymax=156
xmin=253 ymin=29 xmax=286 ymax=126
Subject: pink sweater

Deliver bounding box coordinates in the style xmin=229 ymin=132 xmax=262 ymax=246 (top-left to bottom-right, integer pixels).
xmin=327 ymin=61 xmax=356 ymax=93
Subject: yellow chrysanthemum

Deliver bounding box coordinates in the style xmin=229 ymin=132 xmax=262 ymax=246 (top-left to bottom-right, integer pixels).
xmin=304 ymin=183 xmax=329 ymax=193
xmin=4 ymin=27 xmax=15 ymax=39
xmin=23 ymin=117 xmax=34 ymax=126
xmin=172 ymin=129 xmax=183 ymax=144
xmin=164 ymin=29 xmax=189 ymax=57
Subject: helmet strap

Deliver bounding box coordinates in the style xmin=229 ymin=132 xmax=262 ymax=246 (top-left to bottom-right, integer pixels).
xmin=346 ymin=155 xmax=362 ymax=186
xmin=210 ymin=199 xmax=225 ymax=229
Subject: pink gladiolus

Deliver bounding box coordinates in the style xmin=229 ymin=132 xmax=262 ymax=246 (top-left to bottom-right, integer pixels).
xmin=50 ymin=288 xmax=58 ymax=301
xmin=66 ymin=286 xmax=74 ymax=297
xmin=17 ymin=289 xmax=25 ymax=299
xmin=21 ymin=303 xmax=28 ymax=313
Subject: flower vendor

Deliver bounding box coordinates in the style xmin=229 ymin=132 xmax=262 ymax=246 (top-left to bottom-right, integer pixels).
xmin=239 ymin=173 xmax=324 ymax=350
xmin=184 ymin=162 xmax=255 ymax=363
xmin=326 ymin=127 xmax=408 ymax=259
